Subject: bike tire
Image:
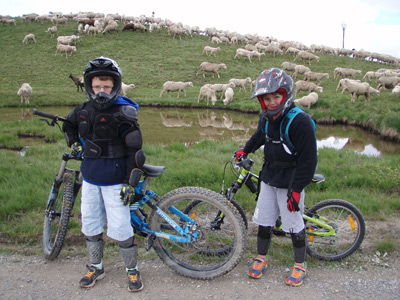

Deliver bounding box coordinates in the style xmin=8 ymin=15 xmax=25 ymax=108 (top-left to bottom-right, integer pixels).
xmin=305 ymin=199 xmax=365 ymax=261
xmin=149 ymin=187 xmax=247 ymax=280
xmin=42 ymin=171 xmax=74 ymax=260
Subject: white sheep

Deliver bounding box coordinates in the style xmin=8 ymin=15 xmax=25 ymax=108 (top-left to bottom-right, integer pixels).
xmin=304 ymin=71 xmax=330 ymax=85
xmin=22 ymin=34 xmax=36 ymax=44
xmin=336 ymin=78 xmax=361 ymax=93
xmin=294 ymin=92 xmax=318 ymax=109
xmin=286 ymin=47 xmax=301 ymax=56
xmin=196 ymin=62 xmax=227 ymax=78
xmin=234 ymin=48 xmax=256 ymax=62
xmin=362 ymin=71 xmax=381 ymax=82
xmin=207 ymin=82 xmax=235 ymax=99
xmin=294 ymin=51 xmax=320 ymax=65
xmin=55 ymin=44 xmax=76 ymax=58
xmin=263 ymin=44 xmax=284 ymax=57
xmin=295 ymin=80 xmax=323 ymax=97
xmin=57 ymin=35 xmax=80 ymax=45
xmin=102 ymin=21 xmax=119 ymax=34
xmin=202 ymin=46 xmax=221 ymax=57
xmin=168 ymin=24 xmax=184 ymax=39
xmin=369 ymin=86 xmax=381 ymax=96
xmin=46 ymin=26 xmax=58 ymax=38
xmin=159 ymin=81 xmax=194 ymax=98
xmin=211 ymin=36 xmax=222 ymax=44
xmin=197 ymin=86 xmax=217 ymax=106
xmin=222 ymin=87 xmax=234 ymax=105
xmin=121 ymin=82 xmax=136 ymax=96
xmin=334 ymin=67 xmax=362 ymax=79
xmin=292 ymin=65 xmax=311 ymax=79
xmin=377 ymin=76 xmax=400 ymax=90
xmin=17 ymin=83 xmax=32 ymax=104
xmin=392 ymin=84 xmax=400 ymax=94
xmin=229 ymin=77 xmax=252 ymax=92
xmin=341 ymin=79 xmax=371 ymax=102
xmin=281 ymin=62 xmax=297 ymax=75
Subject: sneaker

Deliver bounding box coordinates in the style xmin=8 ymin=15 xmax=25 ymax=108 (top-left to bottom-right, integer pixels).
xmin=79 ymin=264 xmax=105 ymax=288
xmin=248 ymin=258 xmax=267 ymax=278
xmin=127 ymin=268 xmax=144 ymax=292
xmin=286 ymin=263 xmax=307 ymax=286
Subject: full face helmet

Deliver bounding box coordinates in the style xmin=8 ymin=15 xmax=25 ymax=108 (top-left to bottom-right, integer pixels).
xmin=251 ymin=68 xmax=294 ymax=123
xmin=83 ymin=56 xmax=122 ymax=110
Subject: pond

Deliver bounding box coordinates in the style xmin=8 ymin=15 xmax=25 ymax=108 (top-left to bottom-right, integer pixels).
xmin=4 ymin=106 xmax=400 ymax=157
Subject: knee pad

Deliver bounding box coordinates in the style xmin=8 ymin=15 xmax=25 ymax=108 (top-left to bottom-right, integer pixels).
xmin=118 ymin=236 xmax=135 ymax=248
xmin=86 ymin=233 xmax=103 ymax=242
xmin=290 ymin=228 xmax=306 ymax=248
xmin=257 ymin=226 xmax=272 ymax=239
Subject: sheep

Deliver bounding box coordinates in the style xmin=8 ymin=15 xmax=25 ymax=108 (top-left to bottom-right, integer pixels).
xmin=87 ymin=26 xmax=101 ymax=35
xmin=292 ymin=65 xmax=311 ymax=79
xmin=211 ymin=36 xmax=222 ymax=44
xmin=17 ymin=83 xmax=32 ymax=104
xmin=159 ymin=81 xmax=194 ymax=98
xmin=234 ymin=48 xmax=256 ymax=62
xmin=57 ymin=35 xmax=80 ymax=45
xmin=202 ymin=46 xmax=221 ymax=57
xmin=197 ymin=86 xmax=218 ymax=106
xmin=46 ymin=26 xmax=58 ymax=38
xmin=121 ymin=82 xmax=136 ymax=96
xmin=207 ymin=82 xmax=235 ymax=99
xmin=196 ymin=62 xmax=227 ymax=78
xmin=168 ymin=24 xmax=184 ymax=39
xmin=222 ymin=87 xmax=234 ymax=105
xmin=377 ymin=76 xmax=400 ymax=90
xmin=294 ymin=92 xmax=319 ymax=109
xmin=369 ymin=86 xmax=381 ymax=96
xmin=251 ymin=50 xmax=265 ymax=61
xmin=392 ymin=84 xmax=400 ymax=94
xmin=22 ymin=33 xmax=36 ymax=44
xmin=342 ymin=79 xmax=371 ymax=102
xmin=304 ymin=71 xmax=330 ymax=85
xmin=102 ymin=21 xmax=119 ymax=34
xmin=122 ymin=23 xmax=136 ymax=31
xmin=334 ymin=67 xmax=362 ymax=79
xmin=229 ymin=77 xmax=252 ymax=92
xmin=55 ymin=44 xmax=76 ymax=58
xmin=294 ymin=51 xmax=320 ymax=65
xmin=336 ymin=78 xmax=361 ymax=93
xmin=286 ymin=47 xmax=301 ymax=56
xmin=295 ymin=80 xmax=323 ymax=97
xmin=263 ymin=44 xmax=284 ymax=57
xmin=281 ymin=62 xmax=297 ymax=75
xmin=69 ymin=74 xmax=84 ymax=92
xmin=362 ymin=71 xmax=382 ymax=82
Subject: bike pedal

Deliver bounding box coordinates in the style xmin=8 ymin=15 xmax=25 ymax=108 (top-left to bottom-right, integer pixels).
xmin=145 ymin=234 xmax=155 ymax=251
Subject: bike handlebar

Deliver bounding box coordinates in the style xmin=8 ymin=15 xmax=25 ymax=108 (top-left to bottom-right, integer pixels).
xmin=33 ymin=109 xmax=67 ymax=122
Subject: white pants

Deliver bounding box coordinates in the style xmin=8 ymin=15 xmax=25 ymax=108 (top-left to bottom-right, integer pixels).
xmin=81 ymin=181 xmax=134 ymax=241
xmin=252 ymin=181 xmax=305 ymax=234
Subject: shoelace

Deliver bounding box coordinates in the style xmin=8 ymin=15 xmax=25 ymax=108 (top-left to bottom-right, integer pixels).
xmin=84 ymin=271 xmax=95 ymax=278
xmin=128 ymin=274 xmax=138 ymax=281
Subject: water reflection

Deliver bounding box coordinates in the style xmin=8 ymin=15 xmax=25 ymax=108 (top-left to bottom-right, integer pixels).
xmin=2 ymin=106 xmax=400 ymax=156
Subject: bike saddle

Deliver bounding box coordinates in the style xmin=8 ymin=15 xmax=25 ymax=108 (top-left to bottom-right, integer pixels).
xmin=141 ymin=164 xmax=166 ymax=177
xmin=312 ymin=174 xmax=326 ymax=184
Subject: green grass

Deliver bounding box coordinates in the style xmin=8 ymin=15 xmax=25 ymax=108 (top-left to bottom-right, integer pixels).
xmin=1 ymin=19 xmax=400 ymax=259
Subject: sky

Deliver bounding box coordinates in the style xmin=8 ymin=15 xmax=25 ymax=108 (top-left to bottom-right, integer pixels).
xmin=2 ymin=0 xmax=400 ymax=58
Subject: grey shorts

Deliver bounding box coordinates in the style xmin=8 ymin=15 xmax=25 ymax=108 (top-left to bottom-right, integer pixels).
xmin=252 ymin=181 xmax=305 ymax=234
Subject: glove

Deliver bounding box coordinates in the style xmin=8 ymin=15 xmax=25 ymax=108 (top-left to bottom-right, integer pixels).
xmin=120 ymin=184 xmax=136 ymax=206
xmin=287 ymin=191 xmax=300 ymax=212
xmin=235 ymin=148 xmax=247 ymax=161
xmin=71 ymin=141 xmax=83 ymax=157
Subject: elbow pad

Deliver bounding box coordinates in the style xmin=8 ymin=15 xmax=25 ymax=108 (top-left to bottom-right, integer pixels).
xmin=124 ymin=128 xmax=143 ymax=149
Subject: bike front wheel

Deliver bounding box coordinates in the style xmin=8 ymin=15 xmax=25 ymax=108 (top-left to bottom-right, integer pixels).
xmin=305 ymin=199 xmax=365 ymax=261
xmin=42 ymin=171 xmax=75 ymax=260
xmin=149 ymin=187 xmax=247 ymax=280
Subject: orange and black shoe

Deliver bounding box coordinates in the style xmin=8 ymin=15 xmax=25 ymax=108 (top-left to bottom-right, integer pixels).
xmin=286 ymin=263 xmax=307 ymax=286
xmin=248 ymin=257 xmax=267 ymax=279
xmin=127 ymin=268 xmax=144 ymax=292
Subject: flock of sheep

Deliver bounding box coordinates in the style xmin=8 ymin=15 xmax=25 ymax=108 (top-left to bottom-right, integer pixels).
xmin=3 ymin=10 xmax=400 ymax=107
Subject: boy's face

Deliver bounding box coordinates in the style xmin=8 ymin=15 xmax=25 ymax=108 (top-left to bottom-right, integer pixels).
xmin=261 ymin=92 xmax=284 ymax=110
xmin=92 ymin=77 xmax=114 ymax=95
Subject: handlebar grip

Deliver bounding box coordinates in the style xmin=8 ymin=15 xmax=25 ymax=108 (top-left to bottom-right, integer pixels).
xmin=33 ymin=109 xmax=67 ymax=122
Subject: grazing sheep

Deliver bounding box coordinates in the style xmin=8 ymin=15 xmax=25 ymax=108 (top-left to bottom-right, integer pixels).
xmin=69 ymin=74 xmax=84 ymax=92
xmin=207 ymin=82 xmax=235 ymax=99
xmin=286 ymin=47 xmax=301 ymax=56
xmin=341 ymin=79 xmax=371 ymax=101
xmin=197 ymin=86 xmax=217 ymax=106
xmin=159 ymin=81 xmax=194 ymax=98
xmin=55 ymin=44 xmax=76 ymax=58
xmin=229 ymin=77 xmax=252 ymax=92
xmin=102 ymin=21 xmax=119 ymax=34
xmin=294 ymin=92 xmax=318 ymax=109
xmin=234 ymin=48 xmax=256 ymax=62
xmin=292 ymin=65 xmax=311 ymax=79
xmin=211 ymin=36 xmax=222 ymax=44
xmin=196 ymin=62 xmax=227 ymax=78
xmin=334 ymin=67 xmax=362 ymax=79
xmin=295 ymin=80 xmax=323 ymax=97
xmin=222 ymin=87 xmax=234 ymax=105
xmin=377 ymin=76 xmax=400 ymax=90
xmin=369 ymin=86 xmax=380 ymax=96
xmin=202 ymin=46 xmax=221 ymax=57
xmin=281 ymin=62 xmax=297 ymax=75
xmin=304 ymin=71 xmax=329 ymax=84
xmin=121 ymin=82 xmax=136 ymax=96
xmin=46 ymin=26 xmax=58 ymax=38
xmin=294 ymin=51 xmax=320 ymax=65
xmin=362 ymin=71 xmax=381 ymax=82
xmin=251 ymin=50 xmax=265 ymax=61
xmin=263 ymin=44 xmax=284 ymax=57
xmin=17 ymin=83 xmax=32 ymax=104
xmin=57 ymin=35 xmax=80 ymax=45
xmin=22 ymin=33 xmax=36 ymax=44
xmin=168 ymin=24 xmax=184 ymax=39
xmin=392 ymin=84 xmax=400 ymax=94
xmin=336 ymin=78 xmax=361 ymax=93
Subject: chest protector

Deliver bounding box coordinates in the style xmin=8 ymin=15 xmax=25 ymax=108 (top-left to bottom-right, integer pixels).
xmin=77 ymin=105 xmax=127 ymax=158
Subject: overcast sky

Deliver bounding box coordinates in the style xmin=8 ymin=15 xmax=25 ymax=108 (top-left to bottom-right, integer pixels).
xmin=3 ymin=0 xmax=400 ymax=58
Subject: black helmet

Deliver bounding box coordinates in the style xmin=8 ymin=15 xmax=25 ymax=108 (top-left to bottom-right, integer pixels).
xmin=251 ymin=68 xmax=294 ymax=123
xmin=83 ymin=56 xmax=122 ymax=110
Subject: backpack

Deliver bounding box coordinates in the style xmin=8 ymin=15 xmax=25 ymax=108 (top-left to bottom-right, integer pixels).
xmin=264 ymin=106 xmax=316 ymax=155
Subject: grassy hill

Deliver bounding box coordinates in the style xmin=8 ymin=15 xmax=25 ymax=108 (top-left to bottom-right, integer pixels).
xmin=1 ymin=18 xmax=400 ymax=140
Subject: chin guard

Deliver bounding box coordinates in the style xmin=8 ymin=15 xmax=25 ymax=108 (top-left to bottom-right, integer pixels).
xmin=129 ymin=168 xmax=142 ymax=187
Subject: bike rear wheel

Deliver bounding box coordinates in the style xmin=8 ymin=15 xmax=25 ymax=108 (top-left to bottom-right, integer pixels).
xmin=149 ymin=187 xmax=247 ymax=279
xmin=43 ymin=171 xmax=74 ymax=260
xmin=305 ymin=199 xmax=365 ymax=261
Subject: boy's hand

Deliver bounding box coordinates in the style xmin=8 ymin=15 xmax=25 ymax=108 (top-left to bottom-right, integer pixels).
xmin=71 ymin=141 xmax=83 ymax=157
xmin=287 ymin=191 xmax=300 ymax=212
xmin=120 ymin=184 xmax=136 ymax=206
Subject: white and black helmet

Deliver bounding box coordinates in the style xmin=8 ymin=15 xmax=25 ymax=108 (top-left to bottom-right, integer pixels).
xmin=251 ymin=68 xmax=294 ymax=123
xmin=83 ymin=56 xmax=122 ymax=110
